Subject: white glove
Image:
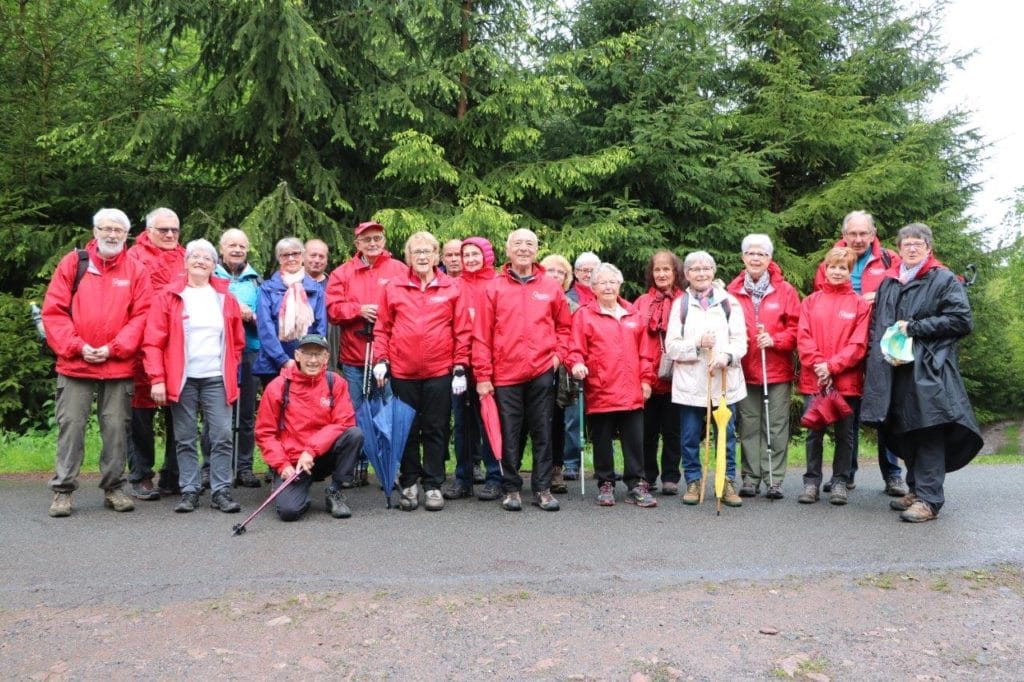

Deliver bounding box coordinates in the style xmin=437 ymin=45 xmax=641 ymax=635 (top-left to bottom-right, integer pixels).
xmin=451 ymin=366 xmax=467 ymax=395
xmin=373 ymin=362 xmax=388 ymax=382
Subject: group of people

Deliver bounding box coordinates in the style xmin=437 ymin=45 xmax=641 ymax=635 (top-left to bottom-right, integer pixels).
xmin=42 ymin=207 xmax=983 ymax=524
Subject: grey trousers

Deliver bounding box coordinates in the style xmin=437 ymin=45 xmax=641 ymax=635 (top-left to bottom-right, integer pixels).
xmin=170 ymin=377 xmax=233 ymax=495
xmin=737 ymin=382 xmax=791 ymax=485
xmin=50 ymin=375 xmax=133 ymax=492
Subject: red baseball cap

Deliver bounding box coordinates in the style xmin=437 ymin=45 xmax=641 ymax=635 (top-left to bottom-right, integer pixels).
xmin=355 ymin=221 xmax=384 ymax=236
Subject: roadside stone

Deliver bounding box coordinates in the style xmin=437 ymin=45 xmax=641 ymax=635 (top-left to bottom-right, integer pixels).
xmin=265 ymin=616 xmax=292 ymax=627
xmin=805 ymin=673 xmax=830 ymax=682
xmin=629 ymin=673 xmax=651 ymax=682
xmin=759 ymin=626 xmax=779 ymax=635
xmin=778 ymin=653 xmax=809 ymax=677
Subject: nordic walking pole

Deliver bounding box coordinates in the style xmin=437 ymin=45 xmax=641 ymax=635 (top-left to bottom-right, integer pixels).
xmin=578 ymin=388 xmax=586 ymax=497
xmin=699 ymin=361 xmax=713 ymax=505
xmin=758 ymin=323 xmax=775 ymax=491
xmin=232 ymin=468 xmax=302 ymax=535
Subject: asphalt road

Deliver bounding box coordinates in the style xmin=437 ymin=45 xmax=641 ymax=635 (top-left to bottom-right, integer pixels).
xmin=2 ymin=464 xmax=1021 ymax=609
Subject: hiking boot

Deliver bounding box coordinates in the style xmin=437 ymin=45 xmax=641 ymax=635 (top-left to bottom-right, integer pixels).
xmin=235 ymin=470 xmax=262 ymax=489
xmin=739 ymin=481 xmax=758 ymax=498
xmin=550 ymin=466 xmax=567 ymax=494
xmin=721 ymin=480 xmax=742 ymax=507
xmin=626 ymin=481 xmax=657 ymax=508
xmin=399 ymin=484 xmax=420 ymax=512
xmin=900 ymin=500 xmax=937 ymax=523
xmin=682 ymin=480 xmax=701 ymax=505
xmin=823 ymin=479 xmax=833 ymax=493
xmin=890 ymin=493 xmax=917 ymax=512
xmin=597 ymin=481 xmax=615 ymax=506
xmin=884 ymin=476 xmax=909 ymax=497
xmin=441 ymin=479 xmax=473 ymax=500
xmin=104 ymin=488 xmax=135 ymax=512
xmin=174 ymin=492 xmax=200 ymax=513
xmin=49 ymin=492 xmax=72 ymax=518
xmin=131 ymin=478 xmax=160 ymax=501
xmin=473 ymin=464 xmax=486 ymax=484
xmin=424 ymin=489 xmax=445 ymax=511
xmin=562 ymin=465 xmax=579 ymax=481
xmin=829 ymin=480 xmax=849 ymax=506
xmin=501 ymin=491 xmax=522 ymax=511
xmin=532 ymin=489 xmax=560 ymax=511
xmin=765 ymin=483 xmax=784 ymax=500
xmin=325 ymin=487 xmax=351 ymax=519
xmin=660 ymin=481 xmax=679 ymax=496
xmin=797 ymin=484 xmax=819 ymax=504
xmin=201 ymin=467 xmax=211 ymax=491
xmin=477 ymin=482 xmax=501 ymax=501
xmin=211 ymin=489 xmax=241 ymax=513
xmin=847 ymin=475 xmax=856 ymax=490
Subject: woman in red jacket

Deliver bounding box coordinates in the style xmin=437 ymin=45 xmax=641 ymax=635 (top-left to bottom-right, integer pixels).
xmin=569 ymin=263 xmax=655 ymax=507
xmin=372 ymin=231 xmax=472 ymax=512
xmin=796 ymin=247 xmax=870 ymax=506
xmin=727 ymin=235 xmax=801 ymax=499
xmin=143 ymin=239 xmax=245 ymax=515
xmin=634 ymin=250 xmax=685 ymax=495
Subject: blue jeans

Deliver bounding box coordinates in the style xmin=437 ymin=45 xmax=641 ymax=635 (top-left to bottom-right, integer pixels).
xmin=170 ymin=377 xmax=233 ymax=494
xmin=563 ymin=397 xmax=583 ymax=470
xmin=679 ymin=403 xmax=736 ymax=484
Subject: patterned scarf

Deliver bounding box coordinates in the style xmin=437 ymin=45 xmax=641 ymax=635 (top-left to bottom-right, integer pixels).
xmin=278 ymin=270 xmax=314 ymax=342
xmin=743 ymin=270 xmax=771 ymax=319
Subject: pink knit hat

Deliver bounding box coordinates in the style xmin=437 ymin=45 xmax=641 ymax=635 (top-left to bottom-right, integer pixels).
xmin=461 ymin=236 xmax=495 ymax=268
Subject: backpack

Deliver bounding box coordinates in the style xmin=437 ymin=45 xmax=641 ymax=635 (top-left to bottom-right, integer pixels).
xmin=278 ymin=370 xmax=337 ymax=430
xmin=39 ymin=250 xmax=89 ymax=357
xmin=678 ymin=291 xmax=731 ymax=327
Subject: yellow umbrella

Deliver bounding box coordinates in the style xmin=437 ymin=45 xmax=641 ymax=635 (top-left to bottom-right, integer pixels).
xmin=712 ymin=367 xmax=732 ymax=515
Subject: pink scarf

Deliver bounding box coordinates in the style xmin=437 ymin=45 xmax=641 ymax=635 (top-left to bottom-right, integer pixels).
xmin=278 ymin=270 xmax=314 ymax=342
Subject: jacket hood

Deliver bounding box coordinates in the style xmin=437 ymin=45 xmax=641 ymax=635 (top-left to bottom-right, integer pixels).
xmin=133 ymin=230 xmax=184 ymax=255
xmin=820 ymin=279 xmax=854 ymax=295
xmin=461 ymin=265 xmax=496 ymax=283
xmin=461 ymin=237 xmax=495 ymax=268
xmin=215 ymin=262 xmax=260 ymax=281
xmin=348 ymin=250 xmax=397 ymax=271
xmin=727 ymin=261 xmax=786 ymax=292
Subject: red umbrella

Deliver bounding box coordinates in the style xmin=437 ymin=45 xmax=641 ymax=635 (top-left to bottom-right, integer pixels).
xmin=479 ymin=392 xmax=504 ymax=476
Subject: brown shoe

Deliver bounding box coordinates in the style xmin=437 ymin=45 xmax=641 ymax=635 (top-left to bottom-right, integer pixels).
xmin=900 ymin=500 xmax=937 ymax=523
xmin=49 ymin=492 xmax=72 ymax=518
xmin=890 ymin=493 xmax=917 ymax=511
xmin=532 ymin=489 xmax=560 ymax=511
xmin=104 ymin=488 xmax=135 ymax=513
xmin=721 ymin=480 xmax=743 ymax=507
xmin=660 ymin=481 xmax=679 ymax=496
xmin=682 ymin=480 xmax=701 ymax=505
xmin=550 ymin=466 xmax=567 ymax=494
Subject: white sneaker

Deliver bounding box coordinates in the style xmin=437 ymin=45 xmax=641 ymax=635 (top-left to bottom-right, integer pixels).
xmin=424 ymin=488 xmax=445 ymax=511
xmin=399 ymin=484 xmax=419 ymax=511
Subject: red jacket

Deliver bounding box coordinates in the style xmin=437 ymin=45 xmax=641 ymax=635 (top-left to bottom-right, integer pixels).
xmin=142 ymin=277 xmax=246 ymax=404
xmin=472 ymin=263 xmax=573 ymax=386
xmin=568 ymin=299 xmax=654 ymax=414
xmin=796 ymin=281 xmax=871 ymax=396
xmin=633 ymin=286 xmax=683 ymax=395
xmin=373 ymin=268 xmax=472 ymax=380
xmin=255 ymin=365 xmax=356 ymax=474
xmin=325 ymin=251 xmax=408 ymax=367
xmin=42 ymin=241 xmax=151 ymax=380
xmin=456 ymin=267 xmax=497 ymax=373
xmin=727 ymin=262 xmax=801 ymax=385
xmin=813 ymin=236 xmax=900 ymax=296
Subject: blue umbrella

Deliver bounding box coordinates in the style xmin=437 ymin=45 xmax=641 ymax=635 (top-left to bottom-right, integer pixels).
xmin=354 ymin=398 xmax=380 ymax=463
xmin=364 ymin=394 xmax=416 ymax=508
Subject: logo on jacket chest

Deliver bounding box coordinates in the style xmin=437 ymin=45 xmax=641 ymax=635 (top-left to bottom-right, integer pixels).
xmin=531 ymin=292 xmax=552 ymax=302
xmin=623 ymin=320 xmax=639 ymax=329
xmin=428 ymin=295 xmax=450 ymax=304
xmin=763 ymin=302 xmax=780 ymax=310
xmin=112 ymin=278 xmax=130 ymax=288
xmin=378 ymin=277 xmax=391 ymax=286
xmin=838 ymin=310 xmax=856 ymax=320
xmin=866 ymin=266 xmax=885 ymax=276
xmin=320 ymin=396 xmax=332 ymax=408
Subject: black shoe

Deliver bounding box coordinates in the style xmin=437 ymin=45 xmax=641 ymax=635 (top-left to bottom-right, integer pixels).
xmin=325 ymin=487 xmax=352 ymax=519
xmin=441 ymin=479 xmax=473 ymax=500
xmin=157 ymin=477 xmax=180 ymax=496
xmin=235 ymin=470 xmax=262 ymax=488
xmin=823 ymin=479 xmax=834 ymax=493
xmin=211 ymin=489 xmax=241 ymax=513
xmin=174 ymin=492 xmax=200 ymax=513
xmin=201 ymin=468 xmax=211 ymax=492
xmin=477 ymin=482 xmax=501 ymax=501
xmin=884 ymin=477 xmax=909 ymax=497
xmin=473 ymin=465 xmax=486 ymax=484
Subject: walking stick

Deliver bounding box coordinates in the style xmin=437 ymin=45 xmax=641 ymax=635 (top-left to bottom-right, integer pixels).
xmin=361 ymin=321 xmax=375 ymax=400
xmin=699 ymin=362 xmax=713 ymax=504
xmin=578 ymin=389 xmax=586 ymax=497
xmin=758 ymin=323 xmax=775 ymax=492
xmin=232 ymin=468 xmax=302 ymax=535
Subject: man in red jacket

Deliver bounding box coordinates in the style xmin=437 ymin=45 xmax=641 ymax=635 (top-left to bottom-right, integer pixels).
xmin=255 ymin=335 xmax=364 ymax=521
xmin=472 ymin=228 xmax=572 ymax=512
xmin=42 ymin=208 xmax=151 ymax=517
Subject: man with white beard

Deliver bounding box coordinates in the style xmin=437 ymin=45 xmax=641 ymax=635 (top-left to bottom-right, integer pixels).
xmin=41 ymin=208 xmax=152 ymax=517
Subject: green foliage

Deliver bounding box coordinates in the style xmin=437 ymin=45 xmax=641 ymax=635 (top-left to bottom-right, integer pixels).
xmin=0 ymin=293 xmax=56 ymax=431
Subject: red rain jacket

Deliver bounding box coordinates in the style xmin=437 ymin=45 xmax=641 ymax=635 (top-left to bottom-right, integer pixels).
xmin=567 ymin=299 xmax=655 ymax=414
xmin=813 ymin=236 xmax=899 ymax=296
xmin=373 ymin=268 xmax=472 ymax=380
xmin=727 ymin=262 xmax=801 ymax=385
xmin=142 ymin=277 xmax=245 ymax=404
xmin=325 ymin=251 xmax=408 ymax=367
xmin=42 ymin=241 xmax=151 ymax=380
xmin=633 ymin=286 xmax=683 ymax=395
xmin=255 ymin=365 xmax=356 ymax=474
xmin=472 ymin=263 xmax=572 ymax=386
xmin=796 ymin=281 xmax=871 ymax=397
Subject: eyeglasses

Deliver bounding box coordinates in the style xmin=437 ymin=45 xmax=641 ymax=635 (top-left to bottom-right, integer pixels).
xmin=279 ymin=251 xmax=303 ymax=260
xmin=743 ymin=251 xmax=769 ymax=259
xmin=188 ymin=254 xmax=214 ymax=263
xmin=297 ymin=347 xmax=329 ymax=358
xmin=843 ymin=230 xmax=873 ymax=239
xmin=411 ymin=249 xmax=435 ymax=257
xmin=95 ymin=225 xmax=127 ymax=236
xmin=575 ymin=266 xmax=595 ymax=274
xmin=688 ymin=266 xmax=714 ymax=273
xmin=900 ymin=240 xmax=928 ymax=250
xmin=357 ymin=234 xmax=384 ymax=243
xmin=593 ymin=280 xmax=619 ymax=288
xmin=152 ymin=227 xmax=180 ymax=235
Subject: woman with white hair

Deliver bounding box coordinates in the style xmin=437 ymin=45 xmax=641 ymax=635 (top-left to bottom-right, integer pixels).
xmin=569 ymin=263 xmax=656 ymax=507
xmin=726 ymin=234 xmax=801 ymax=499
xmin=254 ymin=237 xmax=327 ymax=382
xmin=664 ymin=251 xmax=748 ymax=507
xmin=143 ymin=239 xmax=246 ymax=514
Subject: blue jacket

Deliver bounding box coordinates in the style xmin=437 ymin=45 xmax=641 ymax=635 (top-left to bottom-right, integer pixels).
xmin=215 ymin=262 xmax=262 ymax=353
xmin=253 ymin=271 xmax=327 ymax=376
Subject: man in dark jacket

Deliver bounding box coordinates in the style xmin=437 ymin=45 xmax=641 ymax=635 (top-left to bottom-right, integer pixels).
xmin=862 ymin=223 xmax=982 ymax=522
xmin=42 ymin=208 xmax=151 ymax=517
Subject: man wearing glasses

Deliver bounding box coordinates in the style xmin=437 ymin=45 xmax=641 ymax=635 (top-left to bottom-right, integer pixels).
xmin=814 ymin=210 xmax=908 ymax=498
xmin=127 ymin=207 xmax=187 ymax=498
xmin=42 ymin=209 xmax=151 ymax=517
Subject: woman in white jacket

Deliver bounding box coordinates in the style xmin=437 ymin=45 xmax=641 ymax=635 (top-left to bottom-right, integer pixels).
xmin=664 ymin=251 xmax=748 ymax=506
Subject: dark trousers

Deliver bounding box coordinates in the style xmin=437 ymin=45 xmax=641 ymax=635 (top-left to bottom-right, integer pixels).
xmin=642 ymin=392 xmax=681 ymax=486
xmin=274 ymin=427 xmax=363 ymax=521
xmin=129 ymin=406 xmax=176 ymax=484
xmin=494 ymin=370 xmax=555 ymax=493
xmin=591 ymin=409 xmax=644 ymax=488
xmin=803 ymin=395 xmax=860 ymax=486
xmin=898 ymin=425 xmax=947 ymax=512
xmin=551 ymin=402 xmax=566 ymax=468
xmin=850 ymin=402 xmax=902 ymax=481
xmin=458 ymin=388 xmax=502 ymax=486
xmin=392 ymin=375 xmax=451 ymax=490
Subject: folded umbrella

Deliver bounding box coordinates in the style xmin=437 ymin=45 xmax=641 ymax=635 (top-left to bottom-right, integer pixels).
xmin=800 ymin=389 xmax=853 ymax=431
xmin=478 ymin=392 xmax=504 ymax=477
xmin=370 ymin=394 xmax=417 ymax=508
xmin=712 ymin=368 xmax=732 ymax=515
